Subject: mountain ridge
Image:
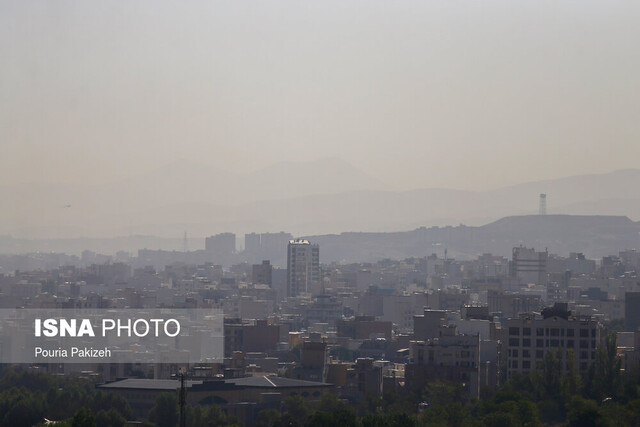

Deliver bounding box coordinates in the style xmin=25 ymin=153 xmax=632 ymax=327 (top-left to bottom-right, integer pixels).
xmin=2 ymin=162 xmax=640 ymax=238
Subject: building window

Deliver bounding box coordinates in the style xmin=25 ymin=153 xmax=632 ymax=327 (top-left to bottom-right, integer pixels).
xmin=536 ymin=328 xmax=544 ymax=336
xmin=536 ymin=350 xmax=544 ymax=358
xmin=523 ymin=339 xmax=531 ymax=347
xmin=523 ymin=328 xmax=531 ymax=336
xmin=580 ymin=329 xmax=589 ymax=338
xmin=509 ymin=327 xmax=520 ymax=336
xmin=551 ymin=328 xmax=559 ymax=337
xmin=536 ymin=339 xmax=544 ymax=347
xmin=567 ymin=340 xmax=574 ymax=348
xmin=523 ymin=361 xmax=531 ymax=369
xmin=567 ymin=329 xmax=574 ymax=337
xmin=523 ymin=350 xmax=530 ymax=358
xmin=509 ymin=338 xmax=519 ymax=346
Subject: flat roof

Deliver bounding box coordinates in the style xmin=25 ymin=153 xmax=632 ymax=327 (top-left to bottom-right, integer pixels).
xmin=98 ymin=378 xmax=202 ymax=391
xmin=98 ymin=376 xmax=331 ymax=391
xmin=227 ymin=375 xmax=331 ymax=388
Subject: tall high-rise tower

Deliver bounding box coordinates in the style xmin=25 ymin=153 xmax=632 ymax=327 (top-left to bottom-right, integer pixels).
xmin=286 ymin=239 xmax=320 ymax=298
xmin=539 ymin=194 xmax=547 ymax=215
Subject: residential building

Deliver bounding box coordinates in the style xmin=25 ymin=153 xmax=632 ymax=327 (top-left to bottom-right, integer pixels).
xmin=205 ymin=233 xmax=236 ymax=260
xmin=505 ymin=303 xmax=603 ymax=378
xmin=336 ymin=316 xmax=392 ymax=341
xmin=405 ymin=325 xmax=481 ymax=397
xmin=344 ymin=358 xmax=383 ymax=400
xmin=286 ymin=240 xmax=320 ymax=297
xmin=487 ymin=289 xmax=541 ymax=319
xmin=625 ymin=292 xmax=640 ymax=331
xmin=512 ymin=246 xmax=548 ymax=286
xmin=252 ymin=260 xmax=273 ymax=286
xmin=224 ymin=319 xmax=280 ymax=356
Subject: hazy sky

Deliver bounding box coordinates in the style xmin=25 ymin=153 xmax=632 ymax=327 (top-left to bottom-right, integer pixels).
xmin=2 ymin=1 xmax=640 ymax=191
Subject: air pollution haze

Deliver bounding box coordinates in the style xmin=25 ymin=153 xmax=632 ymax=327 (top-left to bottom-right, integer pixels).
xmin=2 ymin=1 xmax=640 ymax=239
xmin=4 ymin=4 xmax=640 ymax=425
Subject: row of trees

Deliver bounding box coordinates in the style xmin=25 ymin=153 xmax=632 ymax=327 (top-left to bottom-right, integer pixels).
xmin=250 ymin=332 xmax=640 ymax=426
xmin=0 ymin=368 xmax=131 ymax=427
xmin=1 ymin=332 xmax=639 ymax=426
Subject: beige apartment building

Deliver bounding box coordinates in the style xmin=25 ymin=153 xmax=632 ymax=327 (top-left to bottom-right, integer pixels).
xmin=505 ymin=303 xmax=603 ymax=378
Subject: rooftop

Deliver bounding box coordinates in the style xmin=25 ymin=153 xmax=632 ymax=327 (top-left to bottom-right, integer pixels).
xmin=97 ymin=375 xmax=331 ymax=391
xmin=98 ymin=378 xmax=203 ymax=391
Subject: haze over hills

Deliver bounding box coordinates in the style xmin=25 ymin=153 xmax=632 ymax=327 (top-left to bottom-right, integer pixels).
xmin=2 ymin=159 xmax=640 ymax=239
xmin=1 ymin=215 xmax=638 ymax=263
xmin=304 ymin=214 xmax=640 ymax=263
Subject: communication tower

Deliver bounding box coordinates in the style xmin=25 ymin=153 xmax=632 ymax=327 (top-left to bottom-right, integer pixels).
xmin=539 ymin=194 xmax=547 ymax=215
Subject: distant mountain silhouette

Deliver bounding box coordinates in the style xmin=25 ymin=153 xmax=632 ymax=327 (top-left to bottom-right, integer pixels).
xmin=3 ymin=162 xmax=640 ymax=239
xmin=2 ymin=214 xmax=637 ymax=261
xmin=303 ymin=215 xmax=640 ymax=263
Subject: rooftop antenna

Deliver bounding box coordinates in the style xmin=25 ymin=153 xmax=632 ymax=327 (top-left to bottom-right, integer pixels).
xmin=539 ymin=194 xmax=547 ymax=215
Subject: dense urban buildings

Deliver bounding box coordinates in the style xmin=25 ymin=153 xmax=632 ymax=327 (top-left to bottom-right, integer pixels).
xmin=1 ymin=234 xmax=640 ymax=425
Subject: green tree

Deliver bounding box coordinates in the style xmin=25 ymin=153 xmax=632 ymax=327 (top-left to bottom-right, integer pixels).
xmin=95 ymin=408 xmax=127 ymax=427
xmin=364 ymin=411 xmax=416 ymax=427
xmin=2 ymin=394 xmax=45 ymax=427
xmin=417 ymin=402 xmax=480 ymax=427
xmin=202 ymin=405 xmax=233 ymax=426
xmin=564 ymin=349 xmax=582 ymax=398
xmin=306 ymin=408 xmax=358 ymax=427
xmin=422 ymin=380 xmax=465 ymax=407
xmin=255 ymin=408 xmax=282 ymax=427
xmin=91 ymin=390 xmax=132 ymax=419
xmin=566 ymin=396 xmax=601 ymax=427
xmin=282 ymin=395 xmax=310 ymax=422
xmin=589 ymin=333 xmax=622 ymax=401
xmin=542 ymin=350 xmax=562 ymax=398
xmin=149 ymin=392 xmax=179 ymax=427
xmin=316 ymin=392 xmax=349 ymax=413
xmin=71 ymin=408 xmax=97 ymax=427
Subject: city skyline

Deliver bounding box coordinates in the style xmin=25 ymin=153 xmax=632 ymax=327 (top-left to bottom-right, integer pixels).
xmin=2 ymin=2 xmax=640 ymax=425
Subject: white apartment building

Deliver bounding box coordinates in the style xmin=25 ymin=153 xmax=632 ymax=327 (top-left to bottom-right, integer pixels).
xmin=286 ymin=240 xmax=320 ymax=297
